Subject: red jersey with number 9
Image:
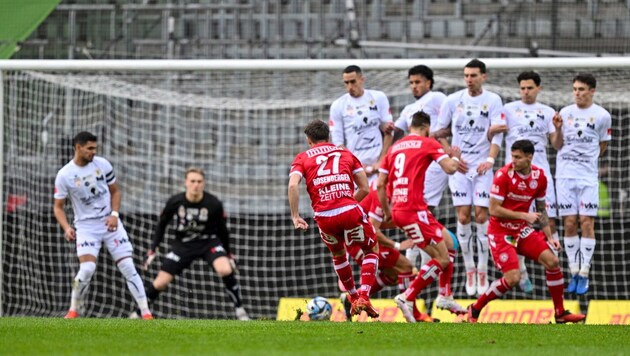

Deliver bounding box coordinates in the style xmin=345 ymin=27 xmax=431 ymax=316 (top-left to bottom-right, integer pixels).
xmin=488 ymin=163 xmax=547 ymax=234
xmin=379 ymin=134 xmax=448 ymax=212
xmin=290 ymin=143 xmax=364 ymax=212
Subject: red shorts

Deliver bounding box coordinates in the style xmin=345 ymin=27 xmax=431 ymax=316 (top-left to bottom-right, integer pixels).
xmin=487 ymin=226 xmax=551 ymax=273
xmin=392 ymin=209 xmax=444 ymax=249
xmin=346 ymin=243 xmax=400 ymax=269
xmin=314 ymin=206 xmax=377 ymax=254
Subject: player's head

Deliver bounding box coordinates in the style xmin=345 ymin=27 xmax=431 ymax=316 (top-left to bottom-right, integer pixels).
xmin=517 ymin=71 xmax=542 ymax=104
xmin=342 ymin=65 xmax=365 ymax=98
xmin=72 ymin=131 xmax=98 ymax=165
xmin=408 ymin=65 xmax=434 ymax=98
xmin=304 ymin=119 xmax=330 ymax=146
xmin=510 ymin=139 xmax=535 ymax=172
xmin=185 ymin=167 xmax=205 ymax=198
xmin=464 ymin=59 xmax=487 ymax=94
xmin=572 ymin=73 xmax=596 ymax=108
xmin=409 ymin=111 xmax=431 ymax=136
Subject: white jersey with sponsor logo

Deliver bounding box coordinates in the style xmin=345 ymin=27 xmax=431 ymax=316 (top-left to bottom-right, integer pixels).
xmin=503 ymin=101 xmax=556 ymax=171
xmin=329 ymin=89 xmax=393 ymax=166
xmin=54 ymin=156 xmax=116 ymax=222
xmin=395 ymin=91 xmax=447 ymax=133
xmin=556 ymin=103 xmax=611 ymax=182
xmin=436 ymin=89 xmax=503 ymax=167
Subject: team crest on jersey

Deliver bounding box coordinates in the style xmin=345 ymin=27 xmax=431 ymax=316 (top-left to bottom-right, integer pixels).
xmin=199 ymin=208 xmax=208 ymax=222
xmin=74 ymin=176 xmax=81 ymax=187
xmin=456 ymin=102 xmax=464 ymax=112
xmin=532 ymin=170 xmax=540 ymax=179
xmin=178 ymin=205 xmax=186 ymax=218
xmin=529 ymin=180 xmax=538 ymax=189
xmin=345 ymin=105 xmax=354 ymax=116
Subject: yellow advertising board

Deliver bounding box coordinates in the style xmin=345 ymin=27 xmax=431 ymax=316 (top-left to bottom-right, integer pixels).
xmin=585 ymin=300 xmax=630 ymax=324
xmin=430 ymin=299 xmax=582 ymax=323
xmin=276 ymin=297 xmax=426 ymax=322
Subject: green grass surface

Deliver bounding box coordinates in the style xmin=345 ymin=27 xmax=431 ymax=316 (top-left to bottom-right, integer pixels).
xmin=1 ymin=318 xmax=629 ymax=356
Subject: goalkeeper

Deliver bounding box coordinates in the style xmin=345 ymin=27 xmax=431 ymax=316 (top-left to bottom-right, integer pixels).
xmin=140 ymin=167 xmax=250 ymax=320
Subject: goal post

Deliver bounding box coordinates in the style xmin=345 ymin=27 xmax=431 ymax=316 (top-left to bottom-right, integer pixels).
xmin=1 ymin=58 xmax=629 ymax=319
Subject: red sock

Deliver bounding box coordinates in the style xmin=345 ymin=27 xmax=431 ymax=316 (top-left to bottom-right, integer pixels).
xmin=472 ymin=277 xmax=511 ymax=311
xmin=332 ymin=255 xmax=356 ymax=293
xmin=405 ymin=259 xmax=443 ymax=301
xmin=439 ymin=250 xmax=456 ymax=296
xmin=359 ymin=252 xmax=379 ymax=297
xmin=370 ymin=272 xmax=386 ymax=295
xmin=546 ymin=267 xmax=565 ymax=316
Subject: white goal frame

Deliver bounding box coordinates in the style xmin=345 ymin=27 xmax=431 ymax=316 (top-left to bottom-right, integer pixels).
xmin=1 ymin=57 xmax=630 ymax=317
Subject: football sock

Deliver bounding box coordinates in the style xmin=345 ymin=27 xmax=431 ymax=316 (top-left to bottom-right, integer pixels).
xmin=405 ymin=246 xmax=420 ymax=267
xmin=551 ymin=232 xmax=560 ymax=256
xmin=359 ymin=252 xmax=379 ymax=297
xmin=398 ymin=271 xmax=414 ymax=292
xmin=438 ymin=251 xmax=455 ymax=296
xmin=222 ymin=272 xmax=243 ymax=308
xmin=476 ymin=221 xmax=489 ymax=273
xmin=518 ymin=255 xmax=529 ymax=281
xmin=332 ymin=254 xmax=356 ymax=293
xmin=145 ymin=282 xmax=160 ymax=301
xmin=69 ymin=261 xmax=96 ymax=312
xmin=563 ymin=235 xmax=580 ymax=275
xmin=404 ymin=259 xmax=443 ymax=301
xmin=472 ymin=277 xmax=511 ymax=311
xmin=457 ymin=222 xmax=475 ymax=273
xmin=579 ymin=238 xmax=596 ymax=277
xmin=545 ymin=267 xmax=565 ymax=316
xmin=117 ymin=257 xmax=149 ymax=313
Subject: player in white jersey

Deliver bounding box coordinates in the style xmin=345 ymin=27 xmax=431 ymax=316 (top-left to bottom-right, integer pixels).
xmin=555 ymin=73 xmax=612 ymax=295
xmin=329 ymin=65 xmax=394 ymax=182
xmin=489 ymin=71 xmax=563 ymax=293
xmin=435 ymin=59 xmax=503 ymax=296
xmin=53 ymin=131 xmax=152 ymax=319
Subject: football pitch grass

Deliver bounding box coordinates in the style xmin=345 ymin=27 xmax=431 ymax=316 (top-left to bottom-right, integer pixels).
xmin=1 ymin=318 xmax=629 ymax=356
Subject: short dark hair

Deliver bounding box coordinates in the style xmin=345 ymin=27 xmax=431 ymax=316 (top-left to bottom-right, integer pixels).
xmin=511 ymin=139 xmax=535 ymax=155
xmin=343 ymin=65 xmax=362 ymax=75
xmin=304 ymin=120 xmax=330 ymax=142
xmin=73 ymin=131 xmax=97 ymax=146
xmin=465 ymin=59 xmax=486 ymax=74
xmin=408 ymin=65 xmax=434 ymax=89
xmin=410 ymin=111 xmax=431 ymax=129
xmin=517 ymin=71 xmax=541 ymax=86
xmin=573 ymin=73 xmax=596 ymax=89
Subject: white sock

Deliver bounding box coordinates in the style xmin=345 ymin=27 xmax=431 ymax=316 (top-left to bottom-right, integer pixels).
xmin=405 ymin=246 xmax=420 ymax=267
xmin=518 ymin=255 xmax=529 ymax=280
xmin=550 ymin=232 xmax=560 ymax=256
xmin=563 ymin=236 xmax=580 ymax=275
xmin=579 ymin=238 xmax=596 ymax=277
xmin=419 ymin=249 xmax=431 ymax=268
xmin=70 ymin=261 xmax=96 ymax=312
xmin=457 ymin=221 xmax=475 ymax=272
xmin=476 ymin=221 xmax=489 ymax=273
xmin=117 ymin=258 xmax=150 ymax=314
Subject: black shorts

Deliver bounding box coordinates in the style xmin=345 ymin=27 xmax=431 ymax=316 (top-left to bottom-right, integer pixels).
xmin=161 ymin=239 xmax=228 ymax=276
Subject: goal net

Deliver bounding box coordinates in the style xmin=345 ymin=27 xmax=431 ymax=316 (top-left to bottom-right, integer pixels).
xmin=1 ymin=59 xmax=629 ymax=319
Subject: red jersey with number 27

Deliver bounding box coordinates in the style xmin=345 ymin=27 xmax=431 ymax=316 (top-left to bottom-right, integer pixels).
xmin=488 ymin=163 xmax=547 ymax=234
xmin=379 ymin=134 xmax=448 ymax=212
xmin=290 ymin=142 xmax=364 ymax=212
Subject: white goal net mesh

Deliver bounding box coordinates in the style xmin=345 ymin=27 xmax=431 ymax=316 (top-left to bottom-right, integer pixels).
xmin=1 ymin=61 xmax=629 ymax=319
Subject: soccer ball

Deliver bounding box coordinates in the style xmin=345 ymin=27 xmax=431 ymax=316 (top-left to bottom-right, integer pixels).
xmin=306 ymin=296 xmax=332 ymax=321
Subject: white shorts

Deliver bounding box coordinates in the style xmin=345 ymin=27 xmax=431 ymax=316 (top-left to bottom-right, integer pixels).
xmin=529 ymin=170 xmax=557 ymax=218
xmin=556 ymin=178 xmax=599 ymax=217
xmin=74 ymin=216 xmax=134 ymax=261
xmin=449 ymin=169 xmax=492 ymax=207
xmin=423 ymin=162 xmax=449 ymax=208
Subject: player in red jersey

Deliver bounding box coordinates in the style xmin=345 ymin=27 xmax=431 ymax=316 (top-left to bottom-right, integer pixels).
xmin=377 ymin=111 xmax=461 ymax=323
xmin=466 ymin=139 xmax=586 ymax=324
xmin=288 ymin=119 xmax=380 ymax=318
